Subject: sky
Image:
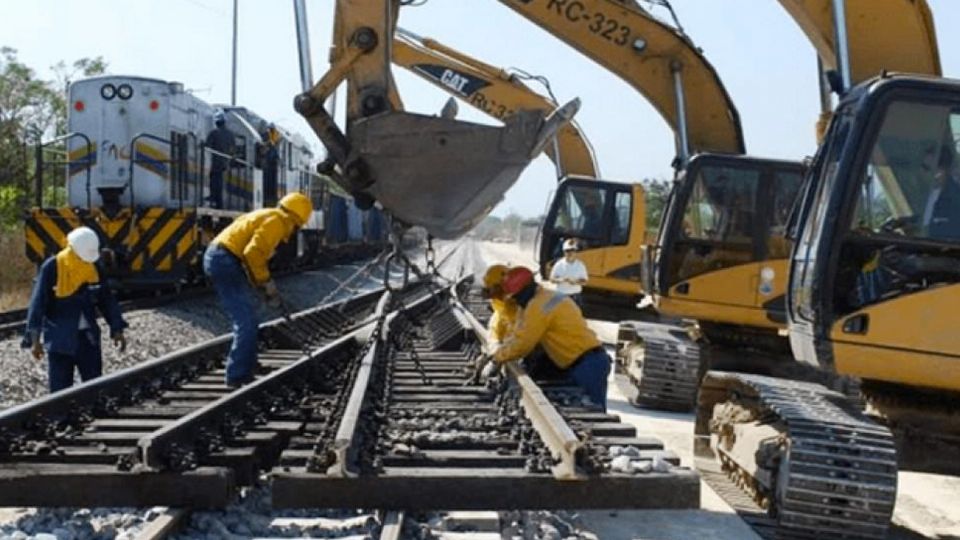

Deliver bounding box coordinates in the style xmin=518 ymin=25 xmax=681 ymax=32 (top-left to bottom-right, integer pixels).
xmin=3 ymin=0 xmax=960 ymax=217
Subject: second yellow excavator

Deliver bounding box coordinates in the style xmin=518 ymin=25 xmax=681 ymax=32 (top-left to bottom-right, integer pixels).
xmin=691 ymin=1 xmax=949 ymax=539
xmin=616 ymin=0 xmax=941 ymax=412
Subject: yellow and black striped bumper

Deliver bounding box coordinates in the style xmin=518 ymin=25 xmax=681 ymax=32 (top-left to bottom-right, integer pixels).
xmin=26 ymin=207 xmax=201 ymax=286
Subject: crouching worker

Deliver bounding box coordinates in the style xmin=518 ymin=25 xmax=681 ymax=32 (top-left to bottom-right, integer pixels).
xmin=204 ymin=192 xmax=312 ymax=387
xmin=22 ymin=227 xmax=127 ymax=393
xmin=482 ymin=264 xmax=518 ymax=344
xmin=488 ymin=266 xmax=611 ymax=410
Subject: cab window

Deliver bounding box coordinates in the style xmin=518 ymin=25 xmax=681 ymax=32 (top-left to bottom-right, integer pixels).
xmin=682 ymin=167 xmax=759 ymax=242
xmin=611 ymin=191 xmax=632 ymax=245
xmin=550 ymin=184 xmax=607 ymax=240
xmin=850 ymin=101 xmax=960 ymax=242
xmin=665 ymin=161 xmax=802 ymax=286
xmin=834 ymin=100 xmax=960 ymax=316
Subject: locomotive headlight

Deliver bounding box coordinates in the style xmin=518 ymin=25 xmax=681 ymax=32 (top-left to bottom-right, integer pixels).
xmin=117 ymin=84 xmax=134 ymax=100
xmin=100 ymin=84 xmax=117 ymax=100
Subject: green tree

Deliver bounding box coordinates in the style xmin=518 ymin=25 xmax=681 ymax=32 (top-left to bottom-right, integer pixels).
xmin=0 ymin=48 xmax=106 ymax=229
xmin=643 ymin=178 xmax=671 ymax=234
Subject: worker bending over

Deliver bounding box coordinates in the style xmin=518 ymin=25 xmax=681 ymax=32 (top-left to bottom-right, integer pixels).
xmin=481 ymin=264 xmax=518 ymax=344
xmin=490 ymin=266 xmax=611 ymax=410
xmin=204 ymin=192 xmax=313 ymax=387
xmin=23 ymin=227 xmax=127 ymax=393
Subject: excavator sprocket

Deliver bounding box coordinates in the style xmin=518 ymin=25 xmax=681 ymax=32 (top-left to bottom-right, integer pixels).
xmin=695 ymin=372 xmax=898 ymax=539
xmin=617 ymin=321 xmax=702 ymax=411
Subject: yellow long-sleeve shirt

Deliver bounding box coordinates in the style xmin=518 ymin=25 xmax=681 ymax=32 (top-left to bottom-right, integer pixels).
xmin=493 ymin=287 xmax=601 ymax=369
xmin=488 ymin=297 xmax=519 ymax=343
xmin=213 ymin=208 xmax=297 ymax=284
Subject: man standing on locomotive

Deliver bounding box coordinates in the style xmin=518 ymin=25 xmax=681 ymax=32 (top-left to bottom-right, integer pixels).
xmin=205 ymin=109 xmax=235 ymax=209
xmin=22 ymin=227 xmax=128 ymax=393
xmin=204 ymin=192 xmax=313 ymax=387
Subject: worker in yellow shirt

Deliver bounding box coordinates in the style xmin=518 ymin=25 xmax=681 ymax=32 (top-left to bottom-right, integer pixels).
xmin=203 ymin=192 xmax=313 ymax=387
xmin=481 ymin=264 xmax=518 ymax=343
xmin=490 ymin=266 xmax=611 ymax=410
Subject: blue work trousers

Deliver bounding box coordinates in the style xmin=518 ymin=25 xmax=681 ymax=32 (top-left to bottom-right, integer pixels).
xmin=567 ymin=348 xmax=611 ymax=411
xmin=47 ymin=330 xmax=101 ymax=393
xmin=204 ymin=246 xmax=259 ymax=384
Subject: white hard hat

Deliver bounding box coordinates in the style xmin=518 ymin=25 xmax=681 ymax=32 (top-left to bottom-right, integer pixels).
xmin=562 ymin=239 xmax=579 ymax=252
xmin=213 ymin=109 xmax=225 ymax=123
xmin=67 ymin=227 xmax=100 ymax=263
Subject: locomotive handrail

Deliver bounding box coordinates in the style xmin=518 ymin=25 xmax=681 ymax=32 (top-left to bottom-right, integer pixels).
xmin=200 ymin=145 xmax=255 ymax=211
xmin=34 ymin=132 xmax=94 ymax=209
xmin=179 ymin=131 xmax=200 ymax=213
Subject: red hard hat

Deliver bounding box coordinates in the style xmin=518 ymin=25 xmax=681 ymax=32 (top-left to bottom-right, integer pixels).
xmin=501 ymin=266 xmax=535 ymax=296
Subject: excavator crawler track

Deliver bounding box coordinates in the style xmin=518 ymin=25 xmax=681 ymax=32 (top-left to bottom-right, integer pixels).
xmin=617 ymin=322 xmax=701 ymax=412
xmin=695 ymin=372 xmax=898 ymax=539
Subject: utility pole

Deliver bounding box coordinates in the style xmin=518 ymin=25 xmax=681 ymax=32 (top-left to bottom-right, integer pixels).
xmin=231 ymin=0 xmax=238 ymax=105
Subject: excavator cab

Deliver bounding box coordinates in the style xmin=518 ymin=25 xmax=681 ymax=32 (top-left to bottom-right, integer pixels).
xmin=649 ymin=154 xmax=804 ymax=329
xmin=788 ymin=76 xmax=960 ymax=392
xmin=539 ymin=176 xmax=646 ymax=319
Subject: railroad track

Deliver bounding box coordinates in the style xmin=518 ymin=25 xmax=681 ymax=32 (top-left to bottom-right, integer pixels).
xmin=272 ymin=285 xmax=700 ymax=510
xmin=0 ymin=241 xmax=460 ymax=507
xmin=0 ymin=239 xmax=698 ymax=540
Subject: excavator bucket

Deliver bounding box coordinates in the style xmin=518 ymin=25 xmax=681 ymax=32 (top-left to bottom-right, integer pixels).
xmin=348 ymin=99 xmax=579 ymax=239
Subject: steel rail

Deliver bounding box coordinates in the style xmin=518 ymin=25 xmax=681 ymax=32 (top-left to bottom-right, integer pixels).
xmin=378 ymin=511 xmax=405 ymax=540
xmin=449 ymin=292 xmax=584 ymax=481
xmin=328 ymin=291 xmax=393 ymax=477
xmin=139 ymin=330 xmax=361 ymax=470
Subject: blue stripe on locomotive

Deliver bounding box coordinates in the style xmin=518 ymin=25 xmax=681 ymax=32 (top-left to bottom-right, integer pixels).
xmin=346 ymin=203 xmax=364 ymax=242
xmin=325 ymin=194 xmax=348 ymax=244
xmin=366 ymin=208 xmax=387 ymax=243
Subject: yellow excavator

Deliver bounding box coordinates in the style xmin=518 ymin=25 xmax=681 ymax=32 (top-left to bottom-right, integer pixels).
xmin=694 ymin=1 xmax=953 ymax=539
xmin=616 ymin=0 xmax=940 ymax=413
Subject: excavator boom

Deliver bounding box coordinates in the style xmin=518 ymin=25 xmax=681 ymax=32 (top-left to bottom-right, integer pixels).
xmin=499 ymin=0 xmax=744 ymax=157
xmin=297 ymin=0 xmax=576 ymax=239
xmin=392 ymin=30 xmax=599 ymax=178
xmin=779 ymin=0 xmax=941 ymax=81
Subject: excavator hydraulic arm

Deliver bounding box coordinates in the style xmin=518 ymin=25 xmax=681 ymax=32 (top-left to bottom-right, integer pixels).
xmin=779 ymin=0 xmax=941 ymax=82
xmin=778 ymin=0 xmax=941 ymax=141
xmin=392 ymin=29 xmax=599 ymax=178
xmin=498 ymin=0 xmax=745 ymax=158
xmin=296 ymin=0 xmax=578 ymax=239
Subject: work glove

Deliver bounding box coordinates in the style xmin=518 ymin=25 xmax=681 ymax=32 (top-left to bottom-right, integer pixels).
xmin=261 ymin=280 xmax=282 ymax=309
xmin=31 ymin=336 xmax=44 ymax=361
xmin=481 ymin=359 xmax=500 ymax=380
xmin=112 ymin=331 xmax=127 ymax=353
xmin=464 ymin=354 xmax=493 ymax=386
